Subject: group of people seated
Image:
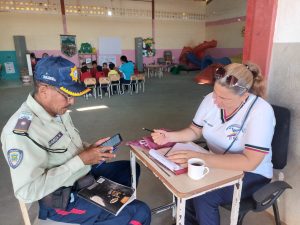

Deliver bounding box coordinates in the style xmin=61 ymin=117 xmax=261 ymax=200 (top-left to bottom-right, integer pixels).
xmin=1 ymin=56 xmax=276 ymax=225
xmin=79 ymin=55 xmax=135 ymax=87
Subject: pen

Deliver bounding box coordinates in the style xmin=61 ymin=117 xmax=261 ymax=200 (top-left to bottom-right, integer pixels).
xmin=142 ymin=127 xmax=154 ymax=133
xmin=163 ymin=145 xmax=174 ymax=157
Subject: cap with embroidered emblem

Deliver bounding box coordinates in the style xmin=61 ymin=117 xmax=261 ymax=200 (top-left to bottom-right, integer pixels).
xmin=35 ymin=56 xmax=90 ymax=96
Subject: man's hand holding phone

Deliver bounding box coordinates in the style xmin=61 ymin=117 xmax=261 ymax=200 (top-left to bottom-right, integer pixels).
xmin=79 ymin=137 xmax=116 ymax=166
xmin=79 ymin=134 xmax=123 ymax=167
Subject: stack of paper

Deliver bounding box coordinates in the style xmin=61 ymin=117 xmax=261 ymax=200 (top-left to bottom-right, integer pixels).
xmin=149 ymin=142 xmax=209 ymax=175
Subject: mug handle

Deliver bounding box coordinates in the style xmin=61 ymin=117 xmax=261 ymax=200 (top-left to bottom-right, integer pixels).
xmin=203 ymin=167 xmax=210 ymax=176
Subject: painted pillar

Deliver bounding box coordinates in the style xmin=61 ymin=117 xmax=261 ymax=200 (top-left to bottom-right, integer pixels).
xmin=60 ymin=0 xmax=68 ymax=34
xmin=152 ymin=0 xmax=155 ymax=41
xmin=243 ymin=0 xmax=278 ymax=77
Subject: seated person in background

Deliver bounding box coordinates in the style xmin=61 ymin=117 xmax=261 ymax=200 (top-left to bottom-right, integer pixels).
xmin=90 ymin=60 xmax=98 ymax=78
xmin=102 ymin=62 xmax=109 ymax=77
xmin=95 ymin=65 xmax=105 ymax=81
xmin=119 ymin=55 xmax=135 ymax=91
xmin=108 ymin=63 xmax=120 ymax=94
xmin=80 ymin=65 xmax=92 ymax=83
xmin=30 ymin=53 xmax=38 ymax=76
xmin=108 ymin=62 xmax=120 ymax=78
xmin=151 ymin=62 xmax=275 ymax=225
xmin=82 ymin=61 xmax=87 ymax=68
xmin=1 ymin=56 xmax=151 ymax=225
xmin=42 ymin=52 xmax=49 ymax=58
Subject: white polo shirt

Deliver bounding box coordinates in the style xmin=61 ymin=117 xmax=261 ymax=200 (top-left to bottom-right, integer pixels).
xmin=192 ymin=93 xmax=275 ymax=179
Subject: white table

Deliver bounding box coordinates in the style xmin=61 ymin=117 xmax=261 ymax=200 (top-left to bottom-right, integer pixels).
xmin=130 ymin=145 xmax=244 ymax=225
xmin=145 ymin=64 xmax=165 ymax=78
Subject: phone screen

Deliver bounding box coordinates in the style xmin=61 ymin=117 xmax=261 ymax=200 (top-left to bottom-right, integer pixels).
xmin=99 ymin=134 xmax=122 ymax=148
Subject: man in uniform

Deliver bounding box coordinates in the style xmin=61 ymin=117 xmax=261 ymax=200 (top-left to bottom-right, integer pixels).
xmin=1 ymin=56 xmax=151 ymax=225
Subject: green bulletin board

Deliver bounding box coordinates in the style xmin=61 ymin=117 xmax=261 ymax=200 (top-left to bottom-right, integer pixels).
xmin=0 ymin=51 xmax=20 ymax=80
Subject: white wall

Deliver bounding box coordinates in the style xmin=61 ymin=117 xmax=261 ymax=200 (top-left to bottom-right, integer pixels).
xmin=206 ymin=0 xmax=246 ymax=21
xmin=0 ymin=0 xmax=205 ymax=51
xmin=205 ymin=0 xmax=246 ymax=51
xmin=206 ymin=21 xmax=245 ymax=48
xmin=268 ymin=1 xmax=300 ymax=224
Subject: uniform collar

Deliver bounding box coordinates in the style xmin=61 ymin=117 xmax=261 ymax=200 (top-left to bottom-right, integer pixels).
xmin=26 ymin=93 xmax=56 ymax=122
xmin=220 ymin=94 xmax=254 ymax=123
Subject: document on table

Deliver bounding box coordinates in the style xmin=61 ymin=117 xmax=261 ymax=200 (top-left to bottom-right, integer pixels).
xmin=149 ymin=142 xmax=209 ymax=175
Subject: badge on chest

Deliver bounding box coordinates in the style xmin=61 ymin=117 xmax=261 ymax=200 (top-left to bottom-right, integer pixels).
xmin=225 ymin=124 xmax=242 ymax=141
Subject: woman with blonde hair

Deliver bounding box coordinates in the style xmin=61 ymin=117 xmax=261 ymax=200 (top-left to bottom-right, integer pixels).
xmin=152 ymin=62 xmax=275 ymax=225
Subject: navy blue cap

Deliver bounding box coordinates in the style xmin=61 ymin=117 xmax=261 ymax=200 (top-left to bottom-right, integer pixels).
xmin=35 ymin=56 xmax=90 ymax=96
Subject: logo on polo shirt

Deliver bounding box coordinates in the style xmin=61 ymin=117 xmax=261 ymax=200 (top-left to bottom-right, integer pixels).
xmin=225 ymin=124 xmax=243 ymax=140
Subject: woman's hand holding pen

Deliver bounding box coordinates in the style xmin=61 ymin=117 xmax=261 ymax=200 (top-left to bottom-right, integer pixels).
xmin=151 ymin=129 xmax=171 ymax=145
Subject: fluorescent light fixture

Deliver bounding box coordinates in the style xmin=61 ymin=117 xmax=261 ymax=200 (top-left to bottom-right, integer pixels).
xmin=76 ymin=105 xmax=108 ymax=112
xmin=107 ymin=10 xmax=112 ymax=16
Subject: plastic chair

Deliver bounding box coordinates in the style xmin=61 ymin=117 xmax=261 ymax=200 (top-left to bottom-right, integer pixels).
xmin=109 ymin=74 xmax=121 ymax=95
xmin=98 ymin=77 xmax=111 ymax=99
xmin=19 ymin=200 xmax=77 ymax=225
xmin=222 ymin=104 xmax=292 ymax=225
xmin=122 ymin=75 xmax=138 ymax=95
xmin=83 ymin=78 xmax=97 ymax=99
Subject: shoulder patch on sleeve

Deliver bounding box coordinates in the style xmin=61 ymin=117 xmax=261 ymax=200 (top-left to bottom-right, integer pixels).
xmin=13 ymin=111 xmax=33 ymax=134
xmin=7 ymin=149 xmax=24 ymax=169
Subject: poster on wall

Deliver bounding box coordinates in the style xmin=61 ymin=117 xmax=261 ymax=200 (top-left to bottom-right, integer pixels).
xmin=4 ymin=62 xmax=15 ymax=74
xmin=99 ymin=37 xmax=121 ymax=55
xmin=60 ymin=35 xmax=77 ymax=57
xmin=99 ymin=55 xmax=117 ymax=66
xmin=143 ymin=38 xmax=155 ymax=57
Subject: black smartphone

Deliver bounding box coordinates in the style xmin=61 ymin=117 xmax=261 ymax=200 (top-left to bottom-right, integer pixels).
xmin=99 ymin=133 xmax=123 ymax=148
xmin=96 ymin=134 xmax=123 ymax=168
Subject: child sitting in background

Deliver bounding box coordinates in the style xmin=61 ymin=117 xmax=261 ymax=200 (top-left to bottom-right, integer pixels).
xmin=102 ymin=62 xmax=109 ymax=77
xmin=95 ymin=65 xmax=105 ymax=81
xmin=80 ymin=66 xmax=92 ymax=83
xmin=108 ymin=63 xmax=120 ymax=94
xmin=90 ymin=60 xmax=98 ymax=78
xmin=108 ymin=63 xmax=119 ymax=78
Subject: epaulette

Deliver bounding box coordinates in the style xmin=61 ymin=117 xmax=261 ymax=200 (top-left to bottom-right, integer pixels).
xmin=13 ymin=111 xmax=33 ymax=134
xmin=12 ymin=111 xmax=67 ymax=154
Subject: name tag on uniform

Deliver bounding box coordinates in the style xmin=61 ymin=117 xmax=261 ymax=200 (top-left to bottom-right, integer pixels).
xmin=48 ymin=132 xmax=63 ymax=147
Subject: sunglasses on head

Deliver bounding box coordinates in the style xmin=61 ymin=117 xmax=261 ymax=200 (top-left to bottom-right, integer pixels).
xmin=215 ymin=67 xmax=248 ymax=91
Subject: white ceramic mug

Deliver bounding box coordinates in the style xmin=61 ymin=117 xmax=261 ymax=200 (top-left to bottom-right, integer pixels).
xmin=188 ymin=158 xmax=209 ymax=180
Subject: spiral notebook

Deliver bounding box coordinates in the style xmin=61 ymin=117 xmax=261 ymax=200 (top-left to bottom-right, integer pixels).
xmin=149 ymin=142 xmax=209 ymax=175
